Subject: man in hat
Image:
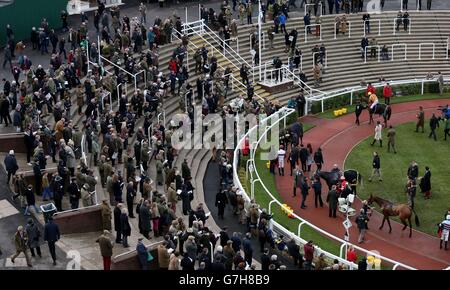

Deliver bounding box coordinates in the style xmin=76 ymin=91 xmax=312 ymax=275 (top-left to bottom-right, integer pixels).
xmin=355 ymin=208 xmax=369 ymax=243
xmin=96 ymin=230 xmax=114 ymax=270
xmin=42 ymin=214 xmax=60 ymax=265
xmin=4 ymin=149 xmax=18 ymax=184
xmin=136 ymin=237 xmax=148 ymax=270
xmin=101 ymin=199 xmax=112 ymax=231
xmin=10 ymin=225 xmax=32 ymax=267
xmin=68 ymin=177 xmax=81 ymax=209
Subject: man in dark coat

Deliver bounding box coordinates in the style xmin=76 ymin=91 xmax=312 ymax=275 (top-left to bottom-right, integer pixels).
xmin=120 ymin=208 xmax=131 ymax=247
xmin=139 ymin=200 xmax=152 ymax=239
xmin=180 ymin=252 xmax=195 ymax=270
xmin=215 ymin=190 xmax=228 ymax=220
xmin=428 ymin=113 xmax=439 ymax=141
xmin=326 ymin=185 xmax=338 ymax=218
xmin=260 ymin=248 xmax=270 ymax=270
xmin=300 ymin=176 xmax=310 ymax=209
xmin=136 ymin=237 xmax=148 ymax=270
xmin=44 ymin=216 xmax=60 ymax=265
xmin=242 ymin=232 xmax=253 ymax=266
xmin=68 ymin=178 xmax=81 ymax=209
xmin=355 ymin=99 xmax=364 ymax=125
xmin=287 ymin=239 xmax=302 ymax=268
xmin=4 ymin=150 xmax=18 ymax=183
xmin=420 ymin=166 xmax=432 ymax=199
xmin=113 ymin=203 xmax=122 ymax=243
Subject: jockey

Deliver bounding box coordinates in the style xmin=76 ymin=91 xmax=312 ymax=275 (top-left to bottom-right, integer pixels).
xmin=368 ymin=92 xmax=379 ymax=110
xmin=338 ymin=176 xmax=349 ymax=194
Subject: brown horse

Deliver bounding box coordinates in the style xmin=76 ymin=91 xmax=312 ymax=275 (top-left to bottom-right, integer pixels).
xmin=367 ymin=194 xmax=420 ymax=238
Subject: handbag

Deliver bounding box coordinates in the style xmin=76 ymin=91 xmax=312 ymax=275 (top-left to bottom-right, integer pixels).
xmin=147 ymin=251 xmax=154 ymax=262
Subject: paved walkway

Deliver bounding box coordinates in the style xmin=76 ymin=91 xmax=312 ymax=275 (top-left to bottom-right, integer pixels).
xmin=274 ymin=98 xmax=450 ymax=269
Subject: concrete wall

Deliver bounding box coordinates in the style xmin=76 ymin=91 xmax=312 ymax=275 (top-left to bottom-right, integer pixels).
xmin=0 ymin=0 xmax=67 ymax=47
xmin=111 ymin=242 xmax=162 ymax=270
xmin=53 ymin=205 xmax=104 ymax=234
xmin=0 ymin=133 xmax=26 ymax=153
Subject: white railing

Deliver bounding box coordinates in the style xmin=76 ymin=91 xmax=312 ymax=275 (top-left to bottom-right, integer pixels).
xmin=304 ymin=24 xmax=322 ymax=43
xmin=232 ymin=108 xmax=417 ymax=270
xmin=101 ymin=90 xmax=113 ymax=113
xmin=334 ymin=21 xmax=352 ymax=39
xmin=364 ymin=45 xmax=381 ymax=63
xmin=363 ymin=19 xmax=381 ymax=36
xmin=307 ymin=77 xmax=450 ymax=112
xmin=391 ymin=43 xmax=407 ymax=61
xmin=312 ymin=51 xmax=328 ymax=68
xmin=98 ymin=55 xmax=142 ymax=92
xmin=157 ymin=111 xmax=166 ymax=126
xmin=418 ymin=43 xmax=435 ymax=59
xmin=172 ymin=28 xmax=264 ymax=102
xmin=305 ymin=3 xmax=322 ymax=16
xmin=393 ymin=18 xmax=412 ymax=34
xmin=182 ymin=19 xmax=205 ymax=36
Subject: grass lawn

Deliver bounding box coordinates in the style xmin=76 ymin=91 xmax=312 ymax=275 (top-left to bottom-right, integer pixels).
xmin=345 ymin=121 xmax=450 ymax=236
xmin=317 ymin=93 xmax=450 ymax=119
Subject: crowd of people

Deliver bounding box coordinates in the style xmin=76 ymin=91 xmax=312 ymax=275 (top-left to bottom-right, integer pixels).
xmin=1 ymin=0 xmax=447 ymax=271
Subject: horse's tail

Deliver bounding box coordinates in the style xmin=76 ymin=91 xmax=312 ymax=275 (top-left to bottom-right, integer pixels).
xmin=412 ymin=208 xmax=420 ymax=227
xmin=387 ymin=106 xmax=392 ymax=120
xmin=358 ymin=172 xmax=364 ymax=188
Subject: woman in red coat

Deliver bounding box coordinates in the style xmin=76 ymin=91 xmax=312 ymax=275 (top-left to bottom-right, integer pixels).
xmin=346 ymin=245 xmax=358 ymax=263
xmin=168 ymin=58 xmax=178 ymax=73
xmin=383 ymin=83 xmax=393 ymax=105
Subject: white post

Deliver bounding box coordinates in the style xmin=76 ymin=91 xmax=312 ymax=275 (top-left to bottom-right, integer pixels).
xmin=401 ymin=0 xmax=403 ymax=12
xmin=258 ymin=0 xmax=262 ymax=82
xmin=185 ymin=6 xmax=188 ymax=24
xmin=334 ymin=22 xmax=337 ymax=39
xmin=87 ymin=38 xmax=90 ymax=73
xmin=348 ymin=21 xmax=351 ymax=38
xmin=447 ymin=37 xmax=449 ymax=59
xmin=198 ymin=4 xmax=201 ymax=21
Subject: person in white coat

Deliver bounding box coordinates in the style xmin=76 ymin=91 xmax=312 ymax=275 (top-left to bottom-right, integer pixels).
xmin=371 ymin=121 xmax=383 ymax=147
xmin=277 ymin=145 xmax=286 ymax=176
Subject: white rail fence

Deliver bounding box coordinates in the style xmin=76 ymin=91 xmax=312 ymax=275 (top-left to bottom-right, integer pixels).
xmin=232 ymin=107 xmax=418 ymax=270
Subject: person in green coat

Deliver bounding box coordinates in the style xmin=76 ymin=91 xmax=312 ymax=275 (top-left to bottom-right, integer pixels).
xmin=444 ymin=117 xmax=450 ymax=140
xmin=156 ymin=157 xmax=164 ymax=186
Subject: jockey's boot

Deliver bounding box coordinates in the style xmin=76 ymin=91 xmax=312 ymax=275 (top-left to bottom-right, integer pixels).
xmin=440 ymin=240 xmax=443 ymax=249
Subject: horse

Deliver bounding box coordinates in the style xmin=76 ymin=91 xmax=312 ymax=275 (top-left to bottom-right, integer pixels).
xmin=368 ymin=103 xmax=392 ymax=127
xmin=367 ymin=194 xmax=420 ymax=238
xmin=317 ymin=169 xmax=363 ymax=195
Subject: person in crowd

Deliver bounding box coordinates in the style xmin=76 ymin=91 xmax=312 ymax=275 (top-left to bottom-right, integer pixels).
xmin=44 ymin=216 xmax=60 ymax=265
xmin=96 ymin=230 xmax=114 ymax=270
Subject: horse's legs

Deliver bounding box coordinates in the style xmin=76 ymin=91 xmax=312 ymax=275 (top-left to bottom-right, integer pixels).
xmin=409 ymin=217 xmax=413 ymax=238
xmin=379 ymin=216 xmax=385 ymax=230
xmin=401 ymin=218 xmax=408 ymax=231
xmin=386 ymin=217 xmax=392 ymax=233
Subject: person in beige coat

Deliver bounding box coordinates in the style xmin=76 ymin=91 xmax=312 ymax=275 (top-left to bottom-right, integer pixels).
xmin=167 ymin=182 xmax=178 ymax=213
xmin=168 ymin=252 xmax=181 ymax=270
xmin=157 ymin=241 xmax=171 ymax=270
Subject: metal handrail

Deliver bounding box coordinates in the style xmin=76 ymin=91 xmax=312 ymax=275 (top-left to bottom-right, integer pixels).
xmin=391 ymin=43 xmax=407 ymax=61
xmin=364 ymin=45 xmax=381 ymax=63
xmin=393 ymin=17 xmax=412 ymax=34
xmin=171 ymin=29 xmax=264 ymax=102
xmin=232 ymin=109 xmax=418 ymax=270
xmin=418 ymin=43 xmax=436 ymax=60
xmin=363 ymin=19 xmax=381 ymax=36
xmin=334 ymin=21 xmax=352 ymax=39
xmin=304 ymin=24 xmax=322 ymax=43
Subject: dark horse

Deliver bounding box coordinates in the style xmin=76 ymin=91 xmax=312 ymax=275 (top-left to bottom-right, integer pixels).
xmin=368 ymin=103 xmax=392 ymax=127
xmin=367 ymin=194 xmax=420 ymax=238
xmin=317 ymin=169 xmax=363 ymax=195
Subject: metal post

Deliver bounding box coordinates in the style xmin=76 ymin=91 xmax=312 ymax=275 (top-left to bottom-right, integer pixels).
xmin=321 ymin=99 xmax=324 ymax=112
xmin=185 ymin=6 xmax=188 ymax=24
xmin=87 ymin=38 xmax=90 ymax=73
xmin=350 ymin=89 xmax=353 ymax=105
xmin=334 ymin=22 xmax=337 ymax=39
xmin=258 ymin=0 xmax=262 ymax=82
xmin=348 ymin=21 xmax=351 ymax=38
xmin=198 ymin=4 xmax=201 ymax=21
xmin=421 ymin=81 xmax=424 ymax=95
xmin=268 ymin=200 xmax=276 ymax=215
xmin=297 ymin=221 xmax=305 ymax=237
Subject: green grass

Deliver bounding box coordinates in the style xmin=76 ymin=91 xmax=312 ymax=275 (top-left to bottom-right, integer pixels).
xmin=345 ymin=121 xmax=450 ymax=236
xmin=317 ymin=93 xmax=450 ymax=119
